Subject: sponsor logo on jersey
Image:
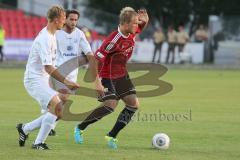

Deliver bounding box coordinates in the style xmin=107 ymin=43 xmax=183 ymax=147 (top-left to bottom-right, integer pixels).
xmin=67 ymin=46 xmax=73 ymax=51
xmin=124 ymin=46 xmax=134 ymax=54
xmin=63 ymin=53 xmax=77 ymax=56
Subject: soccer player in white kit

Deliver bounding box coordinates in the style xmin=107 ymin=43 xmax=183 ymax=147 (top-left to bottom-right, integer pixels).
xmin=16 ymin=6 xmax=80 ymax=150
xmin=49 ymin=9 xmax=103 ymax=135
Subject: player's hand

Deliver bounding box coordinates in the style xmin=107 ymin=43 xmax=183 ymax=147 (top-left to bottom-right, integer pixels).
xmin=64 ymin=79 xmax=80 ymax=90
xmin=137 ymin=9 xmax=149 ymax=24
xmin=95 ymin=78 xmax=104 ymax=97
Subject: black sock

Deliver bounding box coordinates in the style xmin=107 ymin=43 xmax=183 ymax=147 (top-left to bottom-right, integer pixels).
xmin=77 ymin=105 xmax=113 ymax=130
xmin=108 ymin=105 xmax=137 ymax=138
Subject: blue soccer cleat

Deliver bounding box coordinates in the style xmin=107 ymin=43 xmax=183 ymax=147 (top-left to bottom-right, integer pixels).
xmin=74 ymin=127 xmax=84 ymax=144
xmin=105 ymin=135 xmax=118 ymax=149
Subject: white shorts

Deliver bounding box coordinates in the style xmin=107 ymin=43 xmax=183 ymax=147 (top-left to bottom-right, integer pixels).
xmin=24 ymin=77 xmax=58 ymax=111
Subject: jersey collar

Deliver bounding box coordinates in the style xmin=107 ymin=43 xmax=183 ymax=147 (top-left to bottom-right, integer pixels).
xmin=118 ymin=26 xmax=129 ymax=39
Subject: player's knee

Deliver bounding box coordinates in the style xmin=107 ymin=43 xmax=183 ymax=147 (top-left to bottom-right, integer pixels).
xmin=134 ymin=99 xmax=140 ymax=108
xmin=55 ymin=102 xmax=63 ymax=119
xmin=104 ymin=99 xmax=118 ymax=110
xmin=126 ymin=98 xmax=139 ymax=108
xmin=59 ymin=94 xmax=68 ymax=103
xmin=132 ymin=100 xmax=139 ymax=108
xmin=123 ymin=94 xmax=139 ymax=108
xmin=48 ymin=95 xmax=63 ymax=118
xmin=58 ymin=91 xmax=70 ymax=102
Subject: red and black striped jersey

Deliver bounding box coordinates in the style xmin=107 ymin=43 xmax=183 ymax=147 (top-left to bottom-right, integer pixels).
xmin=94 ymin=26 xmax=142 ymax=79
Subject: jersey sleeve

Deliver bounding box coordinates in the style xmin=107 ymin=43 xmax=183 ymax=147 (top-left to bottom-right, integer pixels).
xmin=136 ymin=22 xmax=146 ymax=34
xmin=79 ymin=31 xmax=93 ymax=55
xmin=94 ymin=32 xmax=118 ymax=62
xmin=39 ymin=37 xmax=53 ymax=66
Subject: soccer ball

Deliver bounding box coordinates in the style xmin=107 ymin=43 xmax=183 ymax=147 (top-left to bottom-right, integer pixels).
xmin=152 ymin=133 xmax=170 ymax=150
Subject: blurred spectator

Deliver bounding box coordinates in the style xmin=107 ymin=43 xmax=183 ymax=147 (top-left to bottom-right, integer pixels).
xmin=213 ymin=31 xmax=225 ymax=51
xmin=152 ymin=27 xmax=165 ymax=63
xmin=80 ymin=26 xmax=93 ymax=60
xmin=195 ymin=24 xmax=208 ymax=42
xmin=81 ymin=26 xmax=93 ymax=43
xmin=165 ymin=25 xmax=177 ymax=64
xmin=0 ymin=24 xmax=5 ymax=62
xmin=176 ymin=25 xmax=189 ymax=54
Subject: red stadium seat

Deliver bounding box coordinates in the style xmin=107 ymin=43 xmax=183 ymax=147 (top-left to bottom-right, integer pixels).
xmin=40 ymin=17 xmax=48 ymax=26
xmin=15 ymin=10 xmax=24 ymax=17
xmin=10 ymin=29 xmax=19 ymax=38
xmin=0 ymin=9 xmax=49 ymax=38
xmin=26 ymin=28 xmax=35 ymax=38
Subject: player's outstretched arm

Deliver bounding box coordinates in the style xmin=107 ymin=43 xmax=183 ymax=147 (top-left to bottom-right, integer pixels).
xmin=86 ymin=54 xmax=104 ymax=96
xmin=137 ymin=9 xmax=149 ymax=31
xmin=44 ymin=65 xmax=80 ymax=90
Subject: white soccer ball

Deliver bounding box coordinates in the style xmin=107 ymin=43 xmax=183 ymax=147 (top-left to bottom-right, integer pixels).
xmin=152 ymin=133 xmax=170 ymax=150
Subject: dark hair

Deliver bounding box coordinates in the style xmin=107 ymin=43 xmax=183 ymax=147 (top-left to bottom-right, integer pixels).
xmin=66 ymin=9 xmax=80 ymax=19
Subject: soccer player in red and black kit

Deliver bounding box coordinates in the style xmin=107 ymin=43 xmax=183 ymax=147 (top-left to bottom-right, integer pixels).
xmin=74 ymin=7 xmax=149 ymax=149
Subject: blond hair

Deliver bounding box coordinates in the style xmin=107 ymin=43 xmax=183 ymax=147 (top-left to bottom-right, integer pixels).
xmin=47 ymin=5 xmax=65 ymax=22
xmin=119 ymin=7 xmax=137 ymax=25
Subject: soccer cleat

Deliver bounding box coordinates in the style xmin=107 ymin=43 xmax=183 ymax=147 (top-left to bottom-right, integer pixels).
xmin=16 ymin=123 xmax=28 ymax=147
xmin=105 ymin=135 xmax=118 ymax=149
xmin=48 ymin=129 xmax=56 ymax=136
xmin=32 ymin=143 xmax=50 ymax=150
xmin=74 ymin=127 xmax=84 ymax=144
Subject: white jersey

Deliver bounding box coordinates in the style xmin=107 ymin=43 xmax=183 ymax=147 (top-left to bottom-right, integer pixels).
xmin=56 ymin=28 xmax=92 ymax=82
xmin=24 ymin=27 xmax=57 ymax=79
xmin=23 ymin=27 xmax=58 ymax=110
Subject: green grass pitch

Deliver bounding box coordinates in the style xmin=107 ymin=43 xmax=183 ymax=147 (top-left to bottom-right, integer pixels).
xmin=0 ymin=68 xmax=239 ymax=160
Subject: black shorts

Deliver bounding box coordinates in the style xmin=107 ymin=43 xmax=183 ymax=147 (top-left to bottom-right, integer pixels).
xmin=98 ymin=75 xmax=136 ymax=101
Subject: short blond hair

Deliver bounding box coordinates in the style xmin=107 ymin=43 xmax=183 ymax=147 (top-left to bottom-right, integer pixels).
xmin=119 ymin=7 xmax=137 ymax=25
xmin=47 ymin=5 xmax=65 ymax=22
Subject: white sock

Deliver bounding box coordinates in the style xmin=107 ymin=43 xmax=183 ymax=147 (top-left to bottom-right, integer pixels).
xmin=34 ymin=112 xmax=57 ymax=144
xmin=23 ymin=114 xmax=45 ymax=135
xmin=52 ymin=121 xmax=58 ymax=130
